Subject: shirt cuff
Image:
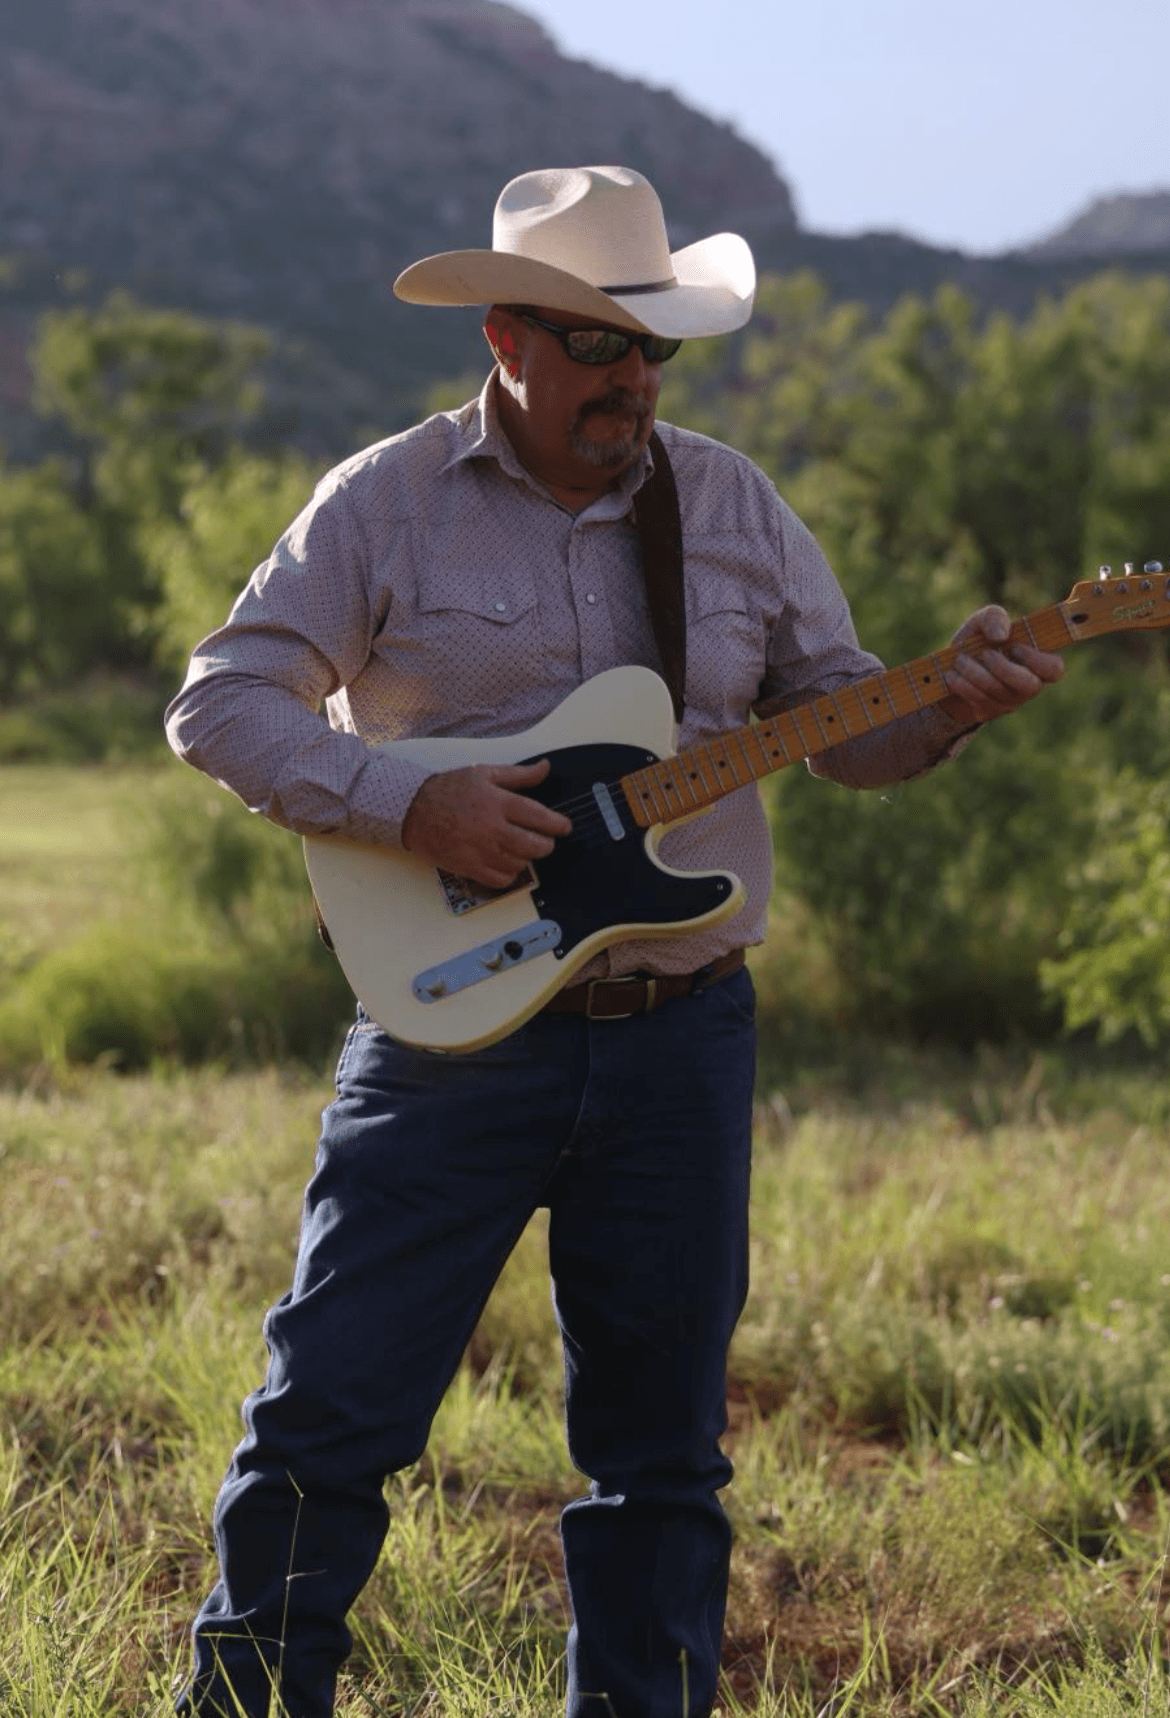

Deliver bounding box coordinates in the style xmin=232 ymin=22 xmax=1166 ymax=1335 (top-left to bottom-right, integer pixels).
xmin=337 ymin=752 xmax=438 ymax=848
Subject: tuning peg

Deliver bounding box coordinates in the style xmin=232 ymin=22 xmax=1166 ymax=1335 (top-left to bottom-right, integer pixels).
xmin=1125 ymin=562 xmax=1135 ymax=575
xmin=1098 ymin=564 xmax=1112 ymax=579
xmin=1144 ymin=561 xmax=1164 ymax=573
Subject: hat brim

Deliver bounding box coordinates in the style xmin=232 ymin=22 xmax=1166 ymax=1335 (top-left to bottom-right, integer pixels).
xmin=393 ymin=232 xmax=755 ymax=338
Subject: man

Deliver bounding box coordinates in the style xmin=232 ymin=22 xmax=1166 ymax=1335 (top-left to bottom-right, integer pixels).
xmin=165 ymin=165 xmax=1063 ymax=1718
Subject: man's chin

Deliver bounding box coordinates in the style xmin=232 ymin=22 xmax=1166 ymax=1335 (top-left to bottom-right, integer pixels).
xmin=569 ymin=422 xmax=649 ymax=470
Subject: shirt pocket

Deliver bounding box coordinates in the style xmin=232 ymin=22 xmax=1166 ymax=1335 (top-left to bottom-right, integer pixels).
xmin=415 ymin=562 xmax=539 ymax=628
xmin=405 ymin=564 xmax=543 ymax=723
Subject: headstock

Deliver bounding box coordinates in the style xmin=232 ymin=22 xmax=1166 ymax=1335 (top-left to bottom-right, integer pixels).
xmin=1061 ymin=560 xmax=1170 ymax=638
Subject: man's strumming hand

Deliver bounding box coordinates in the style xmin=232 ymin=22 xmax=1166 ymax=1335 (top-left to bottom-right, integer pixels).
xmin=401 ymin=758 xmax=573 ymax=890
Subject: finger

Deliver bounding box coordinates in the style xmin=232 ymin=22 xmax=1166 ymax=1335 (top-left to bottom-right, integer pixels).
xmin=1007 ymin=645 xmax=1065 ymax=684
xmin=489 ymin=763 xmax=573 ymax=836
xmin=497 ymin=821 xmax=559 ymax=862
xmin=501 ymin=796 xmax=572 ymax=839
xmin=469 ymin=859 xmax=529 ymax=890
xmin=950 ymin=649 xmax=1040 ymax=701
xmin=953 ymin=604 xmax=1011 ymax=648
xmin=490 ymin=757 xmax=552 ymax=787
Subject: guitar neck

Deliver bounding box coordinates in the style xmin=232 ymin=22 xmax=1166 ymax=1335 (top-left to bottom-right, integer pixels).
xmin=619 ymin=601 xmax=1077 ymax=830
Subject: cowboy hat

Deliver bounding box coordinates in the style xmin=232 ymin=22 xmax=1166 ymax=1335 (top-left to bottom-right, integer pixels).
xmin=393 ymin=165 xmax=756 ymax=339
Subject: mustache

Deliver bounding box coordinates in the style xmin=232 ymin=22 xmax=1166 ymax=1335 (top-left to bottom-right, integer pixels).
xmin=578 ymin=388 xmax=653 ymax=421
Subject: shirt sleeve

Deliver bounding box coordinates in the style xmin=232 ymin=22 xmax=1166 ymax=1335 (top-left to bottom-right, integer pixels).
xmin=755 ymin=499 xmax=978 ymax=788
xmin=164 ymin=479 xmax=433 ymax=846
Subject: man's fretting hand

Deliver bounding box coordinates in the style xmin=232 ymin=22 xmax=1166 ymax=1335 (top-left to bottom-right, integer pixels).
xmin=939 ymin=604 xmax=1064 ymax=726
xmin=401 ymin=758 xmax=573 ymax=890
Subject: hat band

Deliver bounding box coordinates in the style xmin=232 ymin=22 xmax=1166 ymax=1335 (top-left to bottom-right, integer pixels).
xmin=598 ymin=276 xmax=677 ymax=296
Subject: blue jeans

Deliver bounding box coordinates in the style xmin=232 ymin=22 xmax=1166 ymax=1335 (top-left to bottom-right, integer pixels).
xmin=180 ymin=966 xmax=756 ymax=1718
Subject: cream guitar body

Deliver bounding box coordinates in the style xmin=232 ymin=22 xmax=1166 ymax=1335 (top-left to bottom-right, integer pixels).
xmin=303 ymin=667 xmax=744 ymax=1053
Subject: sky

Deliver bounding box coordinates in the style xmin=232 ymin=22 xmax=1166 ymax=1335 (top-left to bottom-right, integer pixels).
xmin=517 ymin=0 xmax=1170 ymax=255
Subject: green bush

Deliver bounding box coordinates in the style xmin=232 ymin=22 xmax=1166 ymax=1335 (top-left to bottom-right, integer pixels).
xmin=0 ymin=678 xmax=168 ymax=763
xmin=1041 ymin=762 xmax=1170 ymax=1045
xmin=0 ymin=770 xmax=354 ymax=1074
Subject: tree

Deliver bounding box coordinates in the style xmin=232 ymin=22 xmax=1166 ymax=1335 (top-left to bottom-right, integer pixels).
xmin=143 ymin=449 xmax=323 ymax=676
xmin=0 ymin=458 xmax=110 ymax=691
xmin=31 ymin=289 xmax=272 ymax=519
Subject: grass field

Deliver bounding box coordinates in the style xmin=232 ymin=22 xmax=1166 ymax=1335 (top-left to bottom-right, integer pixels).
xmin=4 ymin=767 xmax=1170 ymax=1716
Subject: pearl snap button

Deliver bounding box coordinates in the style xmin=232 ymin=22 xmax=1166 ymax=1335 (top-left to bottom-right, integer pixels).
xmin=493 ymin=601 xmax=506 ymax=613
xmin=585 ymin=593 xmax=597 ymax=605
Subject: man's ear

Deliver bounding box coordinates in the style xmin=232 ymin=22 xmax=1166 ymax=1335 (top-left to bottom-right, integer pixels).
xmin=483 ymin=309 xmax=522 ymax=379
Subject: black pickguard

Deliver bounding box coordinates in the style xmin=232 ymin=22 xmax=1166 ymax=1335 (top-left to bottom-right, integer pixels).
xmin=515 ymin=742 xmax=737 ymax=959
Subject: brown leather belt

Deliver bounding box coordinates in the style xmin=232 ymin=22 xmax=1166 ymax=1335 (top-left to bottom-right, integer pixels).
xmin=543 ymin=948 xmax=745 ymax=1021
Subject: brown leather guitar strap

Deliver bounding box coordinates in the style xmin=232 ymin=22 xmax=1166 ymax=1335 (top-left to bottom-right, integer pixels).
xmin=633 ymin=430 xmax=687 ymax=722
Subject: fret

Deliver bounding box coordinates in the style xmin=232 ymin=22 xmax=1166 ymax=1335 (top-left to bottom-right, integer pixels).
xmin=637 ymin=768 xmax=671 ymax=823
xmin=807 ymin=701 xmax=832 ymax=749
xmin=748 ymin=724 xmax=774 ymax=775
xmin=691 ymin=745 xmax=718 ymax=799
xmin=752 ymin=720 xmax=792 ymax=768
xmin=854 ymin=675 xmax=892 ymax=722
xmin=787 ymin=706 xmax=813 ymax=755
xmin=671 ymin=753 xmax=706 ymax=807
xmin=819 ymin=690 xmax=856 ymax=741
xmin=898 ymin=662 xmax=927 ymax=710
xmin=698 ymin=743 xmax=725 ymax=795
xmin=830 ymin=682 xmax=875 ymax=732
xmin=720 ymin=737 xmax=748 ymax=787
xmin=652 ymin=760 xmax=681 ymax=811
xmin=662 ymin=752 xmax=700 ymax=809
xmin=732 ymin=726 xmax=762 ymax=782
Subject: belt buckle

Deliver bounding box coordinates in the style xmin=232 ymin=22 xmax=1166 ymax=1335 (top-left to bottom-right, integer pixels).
xmin=584 ymin=973 xmax=656 ymax=1020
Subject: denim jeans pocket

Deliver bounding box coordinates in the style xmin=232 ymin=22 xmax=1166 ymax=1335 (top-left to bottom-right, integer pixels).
xmin=705 ymin=965 xmax=757 ymax=1028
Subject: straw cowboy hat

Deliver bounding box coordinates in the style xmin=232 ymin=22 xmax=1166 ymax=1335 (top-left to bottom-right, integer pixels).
xmin=393 ymin=165 xmax=756 ymax=339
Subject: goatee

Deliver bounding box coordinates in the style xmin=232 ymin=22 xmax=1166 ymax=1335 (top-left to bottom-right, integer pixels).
xmin=568 ymin=388 xmax=653 ymax=469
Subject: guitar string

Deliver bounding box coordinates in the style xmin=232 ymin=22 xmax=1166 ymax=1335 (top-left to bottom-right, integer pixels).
xmin=538 ymin=747 xmax=746 ymax=826
xmin=535 ymin=711 xmax=816 ymax=827
xmin=542 ymin=753 xmax=762 ymax=832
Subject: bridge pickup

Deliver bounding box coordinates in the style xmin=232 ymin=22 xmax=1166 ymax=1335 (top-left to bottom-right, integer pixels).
xmin=412 ymin=919 xmax=562 ymax=1002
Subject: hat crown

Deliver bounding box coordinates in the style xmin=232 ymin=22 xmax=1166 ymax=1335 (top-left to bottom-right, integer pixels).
xmin=492 ymin=166 xmax=675 ymax=291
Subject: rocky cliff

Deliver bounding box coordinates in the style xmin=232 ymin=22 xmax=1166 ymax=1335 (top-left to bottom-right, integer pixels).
xmin=1026 ymin=190 xmax=1170 ymax=257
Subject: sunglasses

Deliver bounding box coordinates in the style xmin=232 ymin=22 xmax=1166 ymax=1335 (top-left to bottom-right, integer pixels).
xmin=520 ymin=312 xmax=682 ymax=366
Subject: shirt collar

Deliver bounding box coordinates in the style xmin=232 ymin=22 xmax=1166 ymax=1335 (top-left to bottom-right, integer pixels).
xmin=441 ymin=371 xmax=654 ymax=513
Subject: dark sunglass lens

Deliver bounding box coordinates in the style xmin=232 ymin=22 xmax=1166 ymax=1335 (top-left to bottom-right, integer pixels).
xmin=565 ymin=328 xmax=631 ymax=364
xmin=643 ymin=336 xmax=682 ymax=363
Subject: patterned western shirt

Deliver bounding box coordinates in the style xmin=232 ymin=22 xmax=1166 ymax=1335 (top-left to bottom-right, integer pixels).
xmin=166 ymin=375 xmax=972 ymax=979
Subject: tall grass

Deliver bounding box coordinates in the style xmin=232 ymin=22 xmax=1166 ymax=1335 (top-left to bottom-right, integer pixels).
xmin=3 ymin=1065 xmax=1170 ymax=1714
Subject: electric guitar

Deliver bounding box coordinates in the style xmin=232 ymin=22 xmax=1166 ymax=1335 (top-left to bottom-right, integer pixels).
xmin=304 ymin=566 xmax=1170 ymax=1052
